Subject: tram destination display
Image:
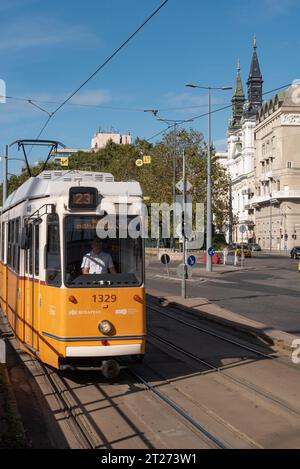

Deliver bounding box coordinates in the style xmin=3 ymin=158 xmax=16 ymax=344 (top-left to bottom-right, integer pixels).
xmin=69 ymin=186 xmax=98 ymax=210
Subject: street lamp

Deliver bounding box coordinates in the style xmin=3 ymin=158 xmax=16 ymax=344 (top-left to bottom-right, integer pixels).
xmin=185 ymin=83 xmax=232 ymax=272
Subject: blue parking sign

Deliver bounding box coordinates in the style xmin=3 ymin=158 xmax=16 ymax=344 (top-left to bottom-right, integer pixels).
xmin=187 ymin=255 xmax=196 ymax=266
xmin=208 ymin=247 xmax=215 ymax=257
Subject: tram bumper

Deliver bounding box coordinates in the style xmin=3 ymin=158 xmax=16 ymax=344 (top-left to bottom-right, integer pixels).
xmin=65 ymin=343 xmax=142 ymax=357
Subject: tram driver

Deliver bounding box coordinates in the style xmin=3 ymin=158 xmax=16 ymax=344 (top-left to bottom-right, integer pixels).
xmin=81 ymin=238 xmax=117 ymax=275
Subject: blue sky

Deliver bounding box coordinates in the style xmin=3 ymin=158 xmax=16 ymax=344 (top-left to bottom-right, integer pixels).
xmin=1 ymin=0 xmax=300 ymax=176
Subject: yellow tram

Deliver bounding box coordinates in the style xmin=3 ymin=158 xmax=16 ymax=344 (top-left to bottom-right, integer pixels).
xmin=0 ymin=170 xmax=146 ymax=377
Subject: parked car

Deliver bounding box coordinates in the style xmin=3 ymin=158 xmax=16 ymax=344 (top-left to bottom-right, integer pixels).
xmin=248 ymin=243 xmax=262 ymax=252
xmin=235 ymin=244 xmax=252 ymax=258
xmin=290 ymin=246 xmax=300 ymax=259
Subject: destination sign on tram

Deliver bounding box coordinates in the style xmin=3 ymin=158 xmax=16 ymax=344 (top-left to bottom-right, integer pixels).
xmin=69 ymin=187 xmax=98 ymax=210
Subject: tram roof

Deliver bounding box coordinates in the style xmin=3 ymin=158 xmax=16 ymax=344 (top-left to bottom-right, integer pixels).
xmin=3 ymin=170 xmax=142 ymax=212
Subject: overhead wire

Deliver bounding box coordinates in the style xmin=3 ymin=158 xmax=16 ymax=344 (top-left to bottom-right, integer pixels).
xmin=147 ymin=83 xmax=292 ymax=141
xmin=29 ymin=0 xmax=169 ymax=144
xmin=2 ymin=93 xmax=222 ymax=113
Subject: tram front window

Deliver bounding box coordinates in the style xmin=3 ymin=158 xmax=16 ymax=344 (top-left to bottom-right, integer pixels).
xmin=64 ymin=216 xmax=143 ymax=287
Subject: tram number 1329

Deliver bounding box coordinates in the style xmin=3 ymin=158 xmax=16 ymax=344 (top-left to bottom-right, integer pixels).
xmin=92 ymin=294 xmax=117 ymax=303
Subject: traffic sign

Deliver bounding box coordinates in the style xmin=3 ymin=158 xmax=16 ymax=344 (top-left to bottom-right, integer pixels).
xmin=176 ymin=179 xmax=192 ymax=193
xmin=143 ymin=155 xmax=151 ymax=164
xmin=135 ymin=159 xmax=143 ymax=167
xmin=176 ymin=263 xmax=192 ymax=279
xmin=60 ymin=156 xmax=69 ymax=167
xmin=208 ymin=247 xmax=215 ymax=257
xmin=187 ymin=255 xmax=196 ymax=266
xmin=160 ymin=254 xmax=170 ymax=265
xmin=239 ymin=225 xmax=247 ymax=234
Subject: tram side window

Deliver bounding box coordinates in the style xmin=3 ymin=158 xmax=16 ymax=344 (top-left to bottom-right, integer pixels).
xmin=14 ymin=218 xmax=20 ymax=273
xmin=7 ymin=221 xmax=12 ymax=266
xmin=46 ymin=214 xmax=61 ymax=286
xmin=35 ymin=224 xmax=39 ymax=276
xmin=27 ymin=225 xmax=33 ymax=275
xmin=1 ymin=223 xmax=5 ymax=262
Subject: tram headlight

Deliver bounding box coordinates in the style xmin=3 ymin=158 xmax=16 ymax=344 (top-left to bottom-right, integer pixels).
xmin=98 ymin=320 xmax=113 ymax=335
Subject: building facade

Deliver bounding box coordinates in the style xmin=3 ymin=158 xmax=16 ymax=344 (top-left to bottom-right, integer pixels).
xmin=252 ymin=83 xmax=300 ymax=251
xmin=227 ymin=37 xmax=263 ymax=243
xmin=226 ymin=37 xmax=300 ymax=250
xmin=91 ymin=130 xmax=131 ymax=150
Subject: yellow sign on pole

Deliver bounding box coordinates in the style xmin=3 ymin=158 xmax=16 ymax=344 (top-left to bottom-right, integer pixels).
xmin=143 ymin=155 xmax=151 ymax=164
xmin=60 ymin=157 xmax=69 ymax=167
xmin=135 ymin=158 xmax=144 ymax=167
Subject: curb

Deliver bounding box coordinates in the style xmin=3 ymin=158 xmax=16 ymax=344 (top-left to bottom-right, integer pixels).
xmin=147 ymin=289 xmax=297 ymax=355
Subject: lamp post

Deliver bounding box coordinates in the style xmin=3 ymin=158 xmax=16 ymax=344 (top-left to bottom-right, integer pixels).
xmin=185 ymin=84 xmax=232 ymax=272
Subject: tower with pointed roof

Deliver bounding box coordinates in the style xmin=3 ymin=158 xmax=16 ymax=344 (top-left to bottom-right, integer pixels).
xmin=228 ymin=58 xmax=246 ymax=133
xmin=245 ymin=34 xmax=263 ymax=117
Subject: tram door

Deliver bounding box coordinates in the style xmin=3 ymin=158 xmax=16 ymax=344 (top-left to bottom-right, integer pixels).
xmin=23 ymin=223 xmax=40 ymax=350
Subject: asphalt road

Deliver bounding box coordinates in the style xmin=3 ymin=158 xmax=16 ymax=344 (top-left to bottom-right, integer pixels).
xmin=146 ymin=253 xmax=300 ymax=336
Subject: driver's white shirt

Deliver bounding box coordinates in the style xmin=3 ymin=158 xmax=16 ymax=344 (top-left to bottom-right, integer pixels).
xmin=81 ymin=251 xmax=114 ymax=274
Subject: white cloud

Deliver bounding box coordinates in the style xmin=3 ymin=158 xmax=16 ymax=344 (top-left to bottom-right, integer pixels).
xmin=70 ymin=89 xmax=112 ymax=106
xmin=0 ymin=16 xmax=99 ymax=52
xmin=163 ymin=92 xmax=227 ymax=110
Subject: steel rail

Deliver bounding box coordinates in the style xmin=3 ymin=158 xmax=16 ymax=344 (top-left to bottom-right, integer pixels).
xmin=40 ymin=364 xmax=101 ymax=449
xmin=127 ymin=368 xmax=229 ymax=449
xmin=148 ymin=330 xmax=300 ymax=418
xmin=148 ymin=303 xmax=297 ymax=369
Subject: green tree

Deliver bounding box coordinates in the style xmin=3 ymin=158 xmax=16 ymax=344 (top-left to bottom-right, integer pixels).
xmin=0 ymin=130 xmax=230 ymax=235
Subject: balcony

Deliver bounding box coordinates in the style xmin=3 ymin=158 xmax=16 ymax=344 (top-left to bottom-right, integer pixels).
xmin=260 ymin=171 xmax=273 ymax=182
xmin=252 ymin=190 xmax=300 ymax=206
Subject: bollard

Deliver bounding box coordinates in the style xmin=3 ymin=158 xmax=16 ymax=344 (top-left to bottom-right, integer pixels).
xmin=0 ymin=339 xmax=6 ymax=364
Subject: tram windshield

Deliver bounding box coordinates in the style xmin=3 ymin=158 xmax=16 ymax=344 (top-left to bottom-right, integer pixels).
xmin=64 ymin=215 xmax=143 ymax=287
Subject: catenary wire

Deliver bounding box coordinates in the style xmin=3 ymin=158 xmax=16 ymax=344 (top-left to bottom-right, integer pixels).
xmin=147 ymin=83 xmax=292 ymax=141
xmin=29 ymin=0 xmax=169 ymax=145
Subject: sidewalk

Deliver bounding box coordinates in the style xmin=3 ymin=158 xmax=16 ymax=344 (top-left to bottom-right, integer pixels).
xmin=147 ymin=287 xmax=298 ymax=355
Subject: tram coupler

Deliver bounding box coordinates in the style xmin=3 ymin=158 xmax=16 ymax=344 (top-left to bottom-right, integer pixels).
xmin=101 ymin=359 xmax=120 ymax=379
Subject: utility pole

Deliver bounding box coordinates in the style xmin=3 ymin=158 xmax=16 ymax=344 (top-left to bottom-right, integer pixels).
xmin=206 ymin=88 xmax=212 ymax=272
xmin=182 ymin=149 xmax=187 ymax=299
xmin=185 ymin=83 xmax=232 ymax=272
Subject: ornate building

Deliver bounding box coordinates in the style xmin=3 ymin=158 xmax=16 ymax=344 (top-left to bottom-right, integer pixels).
xmin=226 ymin=37 xmax=300 ymax=251
xmin=227 ymin=37 xmax=263 ymax=243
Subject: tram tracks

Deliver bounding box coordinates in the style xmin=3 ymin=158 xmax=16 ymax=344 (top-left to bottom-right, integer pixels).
xmin=148 ymin=303 xmax=298 ymax=371
xmin=126 ymin=368 xmax=229 ymax=449
xmin=39 ymin=363 xmax=103 ymax=449
xmin=147 ymin=303 xmax=300 ymax=419
xmin=147 ymin=330 xmax=300 ymax=419
xmin=36 ymin=361 xmax=226 ymax=449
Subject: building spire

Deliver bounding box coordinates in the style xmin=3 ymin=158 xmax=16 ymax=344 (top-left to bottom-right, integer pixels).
xmin=246 ymin=34 xmax=263 ymax=115
xmin=228 ymin=58 xmax=246 ymax=133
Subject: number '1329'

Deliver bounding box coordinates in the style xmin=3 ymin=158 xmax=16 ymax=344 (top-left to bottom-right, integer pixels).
xmin=92 ymin=294 xmax=117 ymax=303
